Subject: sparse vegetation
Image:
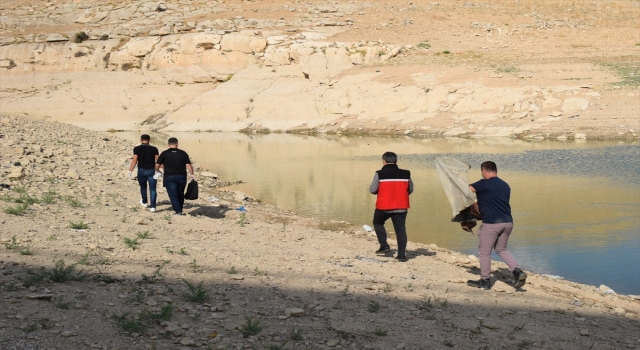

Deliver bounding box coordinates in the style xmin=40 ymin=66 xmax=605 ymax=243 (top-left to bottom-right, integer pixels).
xmin=239 ymin=317 xmax=263 ymax=338
xmin=226 ymin=266 xmax=238 ymax=274
xmin=40 ymin=189 xmax=57 ymax=204
xmin=63 ymin=195 xmax=83 ymax=208
xmin=4 ymin=235 xmax=20 ymax=249
xmin=374 ymin=328 xmax=388 ymax=336
xmin=69 ymin=221 xmax=88 ymax=230
xmin=290 ymin=327 xmax=304 ymax=341
xmin=19 ymin=246 xmax=33 ymax=255
xmin=73 ymin=31 xmax=89 ymax=43
xmin=3 ymin=203 xmax=28 ymax=215
xmin=136 ymin=231 xmax=153 ymax=239
xmin=383 ymin=283 xmax=393 ymax=293
xmin=178 ymin=247 xmax=188 ymax=255
xmin=23 ymin=260 xmax=85 ymax=286
xmin=444 ymin=340 xmax=454 ymax=347
xmin=123 ymin=237 xmax=140 ymax=250
xmin=182 ymin=280 xmax=210 ymax=303
xmin=517 ymin=339 xmax=534 ymax=349
xmin=368 ymin=300 xmax=381 ymax=313
xmin=417 ymin=40 xmax=431 ymax=49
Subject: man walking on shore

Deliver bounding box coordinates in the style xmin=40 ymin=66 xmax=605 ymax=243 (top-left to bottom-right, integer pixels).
xmin=369 ymin=152 xmax=413 ymax=262
xmin=467 ymin=161 xmax=527 ymax=290
xmin=128 ymin=134 xmax=159 ymax=212
xmin=155 ymin=137 xmax=195 ymax=215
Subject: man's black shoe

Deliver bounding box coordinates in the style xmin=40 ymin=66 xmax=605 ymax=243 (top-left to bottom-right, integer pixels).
xmin=394 ymin=255 xmax=407 ymax=262
xmin=375 ymin=245 xmax=391 ymax=255
xmin=512 ymin=268 xmax=528 ymax=288
xmin=467 ymin=278 xmax=491 ymax=290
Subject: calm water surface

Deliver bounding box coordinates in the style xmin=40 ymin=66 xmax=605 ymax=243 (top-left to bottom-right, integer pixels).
xmin=123 ymin=133 xmax=640 ymax=295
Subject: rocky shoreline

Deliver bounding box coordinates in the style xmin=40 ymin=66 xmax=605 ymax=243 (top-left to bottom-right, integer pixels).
xmin=1 ymin=115 xmax=639 ymax=350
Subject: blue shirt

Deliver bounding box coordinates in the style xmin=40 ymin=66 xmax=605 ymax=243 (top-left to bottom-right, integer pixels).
xmin=471 ymin=177 xmax=513 ymax=224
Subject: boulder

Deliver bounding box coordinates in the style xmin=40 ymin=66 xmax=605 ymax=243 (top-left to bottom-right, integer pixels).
xmin=249 ymin=38 xmax=267 ymax=53
xmin=561 ymin=98 xmax=589 ymax=112
xmin=125 ymin=37 xmax=161 ymax=57
xmin=220 ymin=34 xmax=254 ymax=54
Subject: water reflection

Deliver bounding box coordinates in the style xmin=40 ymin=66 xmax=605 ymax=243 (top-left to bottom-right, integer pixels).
xmin=121 ymin=132 xmax=640 ymax=295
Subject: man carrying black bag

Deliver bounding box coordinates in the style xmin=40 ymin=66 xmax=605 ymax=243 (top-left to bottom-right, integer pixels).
xmin=155 ymin=137 xmax=195 ymax=216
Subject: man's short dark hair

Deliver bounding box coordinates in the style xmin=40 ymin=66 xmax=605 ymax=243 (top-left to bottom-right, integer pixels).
xmin=481 ymin=161 xmax=497 ymax=173
xmin=168 ymin=137 xmax=178 ymax=145
xmin=140 ymin=134 xmax=150 ymax=141
xmin=382 ymin=152 xmax=397 ymax=163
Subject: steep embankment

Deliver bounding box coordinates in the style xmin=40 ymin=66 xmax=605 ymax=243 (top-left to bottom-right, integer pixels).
xmin=0 ymin=0 xmax=639 ymax=140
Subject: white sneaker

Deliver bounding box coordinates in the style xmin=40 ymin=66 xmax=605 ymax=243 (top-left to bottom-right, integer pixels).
xmin=149 ymin=208 xmax=156 ymax=213
xmin=139 ymin=199 xmax=148 ymax=208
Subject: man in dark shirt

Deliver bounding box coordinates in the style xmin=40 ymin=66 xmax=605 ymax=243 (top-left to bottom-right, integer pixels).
xmin=467 ymin=161 xmax=527 ymax=290
xmin=155 ymin=137 xmax=195 ymax=215
xmin=369 ymin=152 xmax=414 ymax=262
xmin=128 ymin=134 xmax=159 ymax=212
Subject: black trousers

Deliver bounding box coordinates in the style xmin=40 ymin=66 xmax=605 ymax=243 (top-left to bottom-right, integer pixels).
xmin=373 ymin=209 xmax=408 ymax=256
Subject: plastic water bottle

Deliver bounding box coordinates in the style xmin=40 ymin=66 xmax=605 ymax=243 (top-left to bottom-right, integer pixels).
xmin=363 ymin=224 xmax=373 ymax=232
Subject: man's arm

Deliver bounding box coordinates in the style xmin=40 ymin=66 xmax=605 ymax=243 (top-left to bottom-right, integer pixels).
xmin=408 ymin=178 xmax=414 ymax=195
xmin=155 ymin=153 xmax=163 ymax=172
xmin=369 ymin=172 xmax=379 ymax=194
xmin=186 ymin=164 xmax=195 ymax=179
xmin=129 ymin=154 xmax=138 ymax=178
xmin=469 ymin=185 xmax=476 ymax=193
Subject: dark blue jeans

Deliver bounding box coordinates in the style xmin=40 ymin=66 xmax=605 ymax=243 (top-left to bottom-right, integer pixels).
xmin=137 ymin=168 xmax=157 ymax=208
xmin=164 ymin=174 xmax=187 ymax=214
xmin=373 ymin=210 xmax=408 ymax=257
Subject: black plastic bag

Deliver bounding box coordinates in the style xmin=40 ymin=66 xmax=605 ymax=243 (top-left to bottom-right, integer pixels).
xmin=184 ymin=180 xmax=198 ymax=200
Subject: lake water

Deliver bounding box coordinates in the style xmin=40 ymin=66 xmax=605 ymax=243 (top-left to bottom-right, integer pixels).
xmin=122 ymin=132 xmax=640 ymax=295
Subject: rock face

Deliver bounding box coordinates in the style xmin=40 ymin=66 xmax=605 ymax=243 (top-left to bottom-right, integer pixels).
xmin=0 ymin=0 xmax=635 ymax=140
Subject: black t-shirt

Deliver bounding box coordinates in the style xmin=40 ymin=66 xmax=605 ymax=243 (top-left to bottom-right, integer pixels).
xmin=157 ymin=148 xmax=191 ymax=176
xmin=133 ymin=144 xmax=159 ymax=170
xmin=471 ymin=177 xmax=513 ymax=224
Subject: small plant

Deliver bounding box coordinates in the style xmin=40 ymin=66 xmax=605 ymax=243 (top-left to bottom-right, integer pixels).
xmin=239 ymin=317 xmax=263 ymax=338
xmin=424 ymin=313 xmax=436 ymax=320
xmin=383 ymin=283 xmax=393 ymax=293
xmin=238 ymin=212 xmax=247 ymax=227
xmin=226 ymin=266 xmax=238 ymax=274
xmin=53 ymin=298 xmax=70 ymax=309
xmin=130 ymin=206 xmax=139 ymax=212
xmin=69 ymin=221 xmax=88 ymax=230
xmin=3 ymin=203 xmax=28 ymax=215
xmin=290 ymin=327 xmax=304 ymax=341
xmin=253 ymin=267 xmax=266 ymax=276
xmin=444 ymin=340 xmax=454 ymax=347
xmin=140 ymin=304 xmax=175 ymax=323
xmin=74 ymin=31 xmax=89 ymax=43
xmin=373 ymin=328 xmax=387 ymax=336
xmin=4 ymin=235 xmax=19 ymax=249
xmin=368 ymin=301 xmax=381 ymax=313
xmin=163 ymin=213 xmax=172 ymax=221
xmin=40 ymin=190 xmax=57 ymax=204
xmin=420 ymin=296 xmax=433 ymax=309
xmin=64 ymin=195 xmax=83 ymax=208
xmin=182 ymin=280 xmax=210 ymax=303
xmin=443 ymin=50 xmax=451 ymax=54
xmin=141 ymin=265 xmax=164 ymax=284
xmin=20 ymin=246 xmax=33 ymax=255
xmin=123 ymin=237 xmax=140 ymax=250
xmin=517 ymin=339 xmax=534 ymax=349
xmin=190 ymin=259 xmax=201 ymax=273
xmin=341 ymin=285 xmax=349 ymax=296
xmin=405 ymin=283 xmax=413 ymax=292
xmin=417 ymin=40 xmax=431 ymax=49
xmin=136 ymin=231 xmax=152 ymax=239
xmin=47 ymin=235 xmax=57 ymax=241
xmin=178 ymin=247 xmax=188 ymax=255
xmin=111 ymin=313 xmax=149 ymax=333
xmin=48 ymin=259 xmax=85 ymax=283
